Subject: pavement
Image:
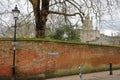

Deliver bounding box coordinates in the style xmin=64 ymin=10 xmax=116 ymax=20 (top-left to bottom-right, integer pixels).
xmin=46 ymin=69 xmax=120 ymax=80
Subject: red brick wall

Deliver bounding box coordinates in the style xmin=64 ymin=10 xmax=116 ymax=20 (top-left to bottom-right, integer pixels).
xmin=0 ymin=41 xmax=120 ymax=76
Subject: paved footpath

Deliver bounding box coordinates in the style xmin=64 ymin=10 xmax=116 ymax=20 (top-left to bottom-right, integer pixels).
xmin=46 ymin=69 xmax=120 ymax=80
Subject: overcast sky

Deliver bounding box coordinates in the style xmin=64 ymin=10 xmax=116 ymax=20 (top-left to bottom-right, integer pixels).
xmin=100 ymin=7 xmax=120 ymax=36
xmin=0 ymin=0 xmax=120 ymax=36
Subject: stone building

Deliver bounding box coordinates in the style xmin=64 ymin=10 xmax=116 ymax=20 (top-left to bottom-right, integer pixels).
xmin=78 ymin=16 xmax=100 ymax=42
xmin=78 ymin=15 xmax=120 ymax=46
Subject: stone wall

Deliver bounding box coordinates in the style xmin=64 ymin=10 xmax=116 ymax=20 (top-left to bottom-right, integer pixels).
xmin=0 ymin=40 xmax=120 ymax=76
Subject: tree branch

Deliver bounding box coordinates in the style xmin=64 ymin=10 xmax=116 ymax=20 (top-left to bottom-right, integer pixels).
xmin=65 ymin=0 xmax=84 ymax=23
xmin=49 ymin=10 xmax=80 ymax=16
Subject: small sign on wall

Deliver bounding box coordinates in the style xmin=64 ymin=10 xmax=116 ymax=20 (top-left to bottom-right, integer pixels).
xmin=47 ymin=52 xmax=59 ymax=56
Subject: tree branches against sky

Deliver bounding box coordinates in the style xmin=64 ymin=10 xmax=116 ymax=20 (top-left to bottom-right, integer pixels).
xmin=0 ymin=0 xmax=120 ymax=36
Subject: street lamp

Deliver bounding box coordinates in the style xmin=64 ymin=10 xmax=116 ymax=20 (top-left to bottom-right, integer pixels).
xmin=12 ymin=5 xmax=20 ymax=80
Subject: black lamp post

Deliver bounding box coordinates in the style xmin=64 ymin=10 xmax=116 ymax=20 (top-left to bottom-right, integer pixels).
xmin=12 ymin=5 xmax=20 ymax=80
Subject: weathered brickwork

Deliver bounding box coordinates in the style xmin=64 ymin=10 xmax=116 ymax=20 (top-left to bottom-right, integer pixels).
xmin=0 ymin=41 xmax=120 ymax=76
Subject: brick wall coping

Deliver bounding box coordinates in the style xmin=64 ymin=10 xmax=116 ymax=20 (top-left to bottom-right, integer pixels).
xmin=0 ymin=38 xmax=120 ymax=48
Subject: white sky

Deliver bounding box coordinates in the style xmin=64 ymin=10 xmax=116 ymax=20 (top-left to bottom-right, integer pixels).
xmin=100 ymin=8 xmax=120 ymax=36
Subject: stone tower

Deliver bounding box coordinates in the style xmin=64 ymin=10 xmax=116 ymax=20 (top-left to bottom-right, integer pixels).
xmin=82 ymin=15 xmax=93 ymax=30
xmin=79 ymin=15 xmax=100 ymax=42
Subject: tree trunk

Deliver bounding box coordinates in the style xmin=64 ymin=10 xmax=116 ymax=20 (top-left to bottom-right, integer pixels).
xmin=29 ymin=0 xmax=49 ymax=38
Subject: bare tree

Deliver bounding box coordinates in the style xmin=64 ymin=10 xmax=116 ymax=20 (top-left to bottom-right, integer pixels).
xmin=29 ymin=0 xmax=85 ymax=38
xmin=29 ymin=0 xmax=120 ymax=38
